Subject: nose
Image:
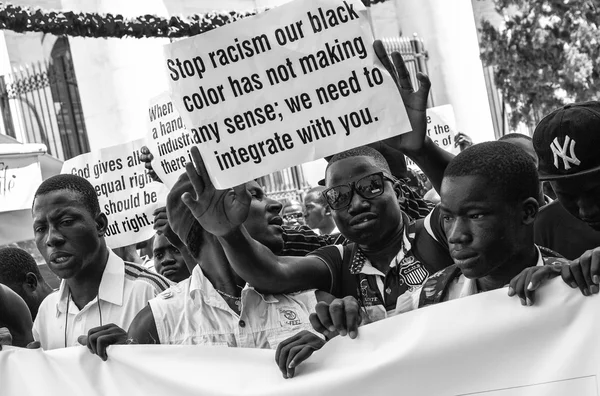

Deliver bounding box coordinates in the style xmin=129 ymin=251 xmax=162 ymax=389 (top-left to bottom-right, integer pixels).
xmin=577 ymin=194 xmax=600 ymax=221
xmin=347 ymin=190 xmax=369 ymax=215
xmin=267 ymin=198 xmax=283 ymax=214
xmin=45 ymin=224 xmax=65 ymax=247
xmin=446 ymin=217 xmax=472 ymax=246
xmin=161 ymin=251 xmax=176 ymax=266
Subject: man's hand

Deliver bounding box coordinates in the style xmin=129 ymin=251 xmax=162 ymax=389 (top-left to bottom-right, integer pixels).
xmin=79 ymin=323 xmax=127 ymax=361
xmin=454 ymin=132 xmax=473 ymax=151
xmin=153 ymin=206 xmax=185 ymax=250
xmin=508 ymin=265 xmax=562 ymax=306
xmin=275 ymin=330 xmax=325 ymax=379
xmin=182 ymin=146 xmax=251 ymax=237
xmin=140 ymin=146 xmax=162 ymax=183
xmin=561 ymin=248 xmax=600 ymax=296
xmin=309 ymin=296 xmax=361 ymax=339
xmin=373 ymin=40 xmax=431 ymax=154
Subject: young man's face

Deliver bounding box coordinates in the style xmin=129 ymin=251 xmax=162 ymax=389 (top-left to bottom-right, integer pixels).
xmin=325 ymin=156 xmax=402 ymax=246
xmin=32 ymin=190 xmax=105 ymax=280
xmin=303 ymin=192 xmax=328 ymax=230
xmin=243 ymin=181 xmax=285 ymax=254
xmin=551 ymin=175 xmax=600 ymax=231
xmin=153 ymin=233 xmax=190 ymax=283
xmin=440 ymin=175 xmax=525 ymax=279
xmin=282 ymin=203 xmax=306 ymax=227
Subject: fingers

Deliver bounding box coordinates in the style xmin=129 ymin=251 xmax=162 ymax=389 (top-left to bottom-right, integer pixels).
xmin=286 ymin=346 xmax=315 ymax=379
xmin=526 ymin=265 xmax=562 ymax=303
xmin=565 ymin=249 xmax=600 ymax=296
xmin=391 ymin=52 xmax=414 ymax=92
xmin=309 ymin=312 xmax=330 ymax=338
xmin=415 ymin=72 xmax=431 ymax=94
xmin=566 ymin=258 xmax=592 ymax=296
xmin=86 ymin=324 xmax=127 ymax=361
xmin=275 ymin=331 xmax=325 ymax=379
xmin=343 ymin=297 xmax=361 ymax=339
xmin=373 ymin=40 xmax=397 ymax=83
xmin=591 ymin=249 xmax=600 ymax=292
xmin=26 ymin=341 xmax=41 ymax=349
xmin=328 ymin=299 xmax=347 ymax=336
xmin=189 ymin=146 xmax=211 ymax=187
xmin=313 ymin=302 xmax=335 ymax=335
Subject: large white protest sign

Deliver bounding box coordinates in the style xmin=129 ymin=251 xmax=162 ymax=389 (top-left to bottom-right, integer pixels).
xmin=61 ymin=139 xmax=168 ymax=248
xmin=0 ymin=155 xmax=42 ymax=212
xmin=163 ymin=0 xmax=410 ymax=189
xmin=407 ymin=104 xmax=458 ymax=169
xmin=2 ymin=280 xmax=599 ymax=395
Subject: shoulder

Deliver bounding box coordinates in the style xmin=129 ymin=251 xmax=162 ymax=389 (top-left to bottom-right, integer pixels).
xmin=124 ymin=261 xmax=173 ymax=294
xmin=308 ymin=244 xmax=345 ymax=265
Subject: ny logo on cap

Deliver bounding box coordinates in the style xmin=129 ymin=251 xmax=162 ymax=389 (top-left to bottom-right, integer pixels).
xmin=551 ymin=136 xmax=581 ymax=170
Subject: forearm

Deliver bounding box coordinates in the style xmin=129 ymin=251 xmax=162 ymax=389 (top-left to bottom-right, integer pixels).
xmin=401 ymin=137 xmax=454 ymax=192
xmin=218 ymin=227 xmax=291 ymax=294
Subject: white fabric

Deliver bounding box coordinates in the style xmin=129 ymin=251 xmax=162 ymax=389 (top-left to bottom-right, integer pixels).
xmin=395 ymin=246 xmax=545 ymax=314
xmin=149 ymin=266 xmax=319 ymax=348
xmin=2 ymin=279 xmax=599 ymax=396
xmin=32 ymin=250 xmax=166 ymax=350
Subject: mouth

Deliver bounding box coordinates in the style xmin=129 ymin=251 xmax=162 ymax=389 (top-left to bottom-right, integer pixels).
xmin=161 ymin=268 xmax=177 ymax=278
xmin=49 ymin=252 xmax=73 ymax=265
xmin=269 ymin=216 xmax=284 ymax=227
xmin=349 ymin=213 xmax=377 ymax=228
xmin=451 ymin=251 xmax=479 ymax=267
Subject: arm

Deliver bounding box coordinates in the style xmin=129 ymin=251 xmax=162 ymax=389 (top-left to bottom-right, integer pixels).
xmin=373 ymin=40 xmax=454 ymax=192
xmin=218 ymin=227 xmax=332 ymax=294
xmin=127 ymin=305 xmax=160 ymax=345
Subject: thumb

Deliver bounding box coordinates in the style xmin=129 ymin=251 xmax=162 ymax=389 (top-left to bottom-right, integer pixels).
xmin=78 ymin=335 xmax=88 ymax=346
xmin=26 ymin=341 xmax=41 ymax=349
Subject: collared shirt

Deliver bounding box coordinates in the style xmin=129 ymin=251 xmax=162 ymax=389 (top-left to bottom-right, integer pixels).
xmin=309 ymin=212 xmax=450 ymax=324
xmin=148 ymin=266 xmax=320 ymax=348
xmin=32 ymin=250 xmax=171 ymax=350
xmin=395 ymin=247 xmax=546 ymax=314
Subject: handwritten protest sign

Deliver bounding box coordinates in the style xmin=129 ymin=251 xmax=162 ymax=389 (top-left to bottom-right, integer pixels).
xmin=406 ymin=104 xmax=458 ymax=169
xmin=163 ymin=0 xmax=410 ymax=189
xmin=61 ymin=139 xmax=168 ymax=248
xmin=0 ymin=155 xmax=42 ymax=212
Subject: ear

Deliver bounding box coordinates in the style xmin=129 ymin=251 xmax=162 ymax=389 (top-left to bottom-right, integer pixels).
xmin=521 ymin=197 xmax=539 ymax=225
xmin=95 ymin=213 xmax=109 ymax=236
xmin=24 ymin=272 xmax=39 ymax=292
xmin=393 ymin=181 xmax=406 ymax=205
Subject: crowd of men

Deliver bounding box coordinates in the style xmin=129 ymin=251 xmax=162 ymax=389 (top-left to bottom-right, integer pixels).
xmin=1 ymin=39 xmax=600 ymax=380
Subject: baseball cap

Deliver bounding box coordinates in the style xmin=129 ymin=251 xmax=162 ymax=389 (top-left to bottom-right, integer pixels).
xmin=533 ymin=101 xmax=600 ymax=181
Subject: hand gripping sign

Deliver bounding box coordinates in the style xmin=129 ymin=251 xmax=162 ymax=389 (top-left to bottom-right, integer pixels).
xmin=162 ymin=0 xmax=410 ymax=189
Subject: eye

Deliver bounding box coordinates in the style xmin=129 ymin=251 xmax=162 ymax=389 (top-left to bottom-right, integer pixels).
xmin=61 ymin=219 xmax=74 ymax=226
xmin=441 ymin=214 xmax=453 ymax=222
xmin=155 ymin=253 xmax=164 ymax=260
xmin=469 ymin=214 xmax=484 ymax=220
xmin=173 ymin=248 xmax=180 ymax=254
xmin=34 ymin=225 xmax=46 ymax=233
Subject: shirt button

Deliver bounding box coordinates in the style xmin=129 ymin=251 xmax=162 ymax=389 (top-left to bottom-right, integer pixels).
xmin=239 ymin=320 xmax=246 ymax=328
xmin=76 ymin=316 xmax=82 ymax=322
xmin=385 ymin=287 xmax=392 ymax=294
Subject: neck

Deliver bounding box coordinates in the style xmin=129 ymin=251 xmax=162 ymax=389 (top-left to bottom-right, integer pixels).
xmin=198 ymin=235 xmax=245 ymax=297
xmin=358 ymin=221 xmax=405 ymax=273
xmin=476 ymin=244 xmax=538 ymax=292
xmin=66 ymin=246 xmax=109 ymax=310
xmin=318 ymin=219 xmax=337 ymax=235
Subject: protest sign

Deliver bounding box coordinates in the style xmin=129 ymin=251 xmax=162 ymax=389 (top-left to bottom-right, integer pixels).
xmin=163 ymin=0 xmax=410 ymax=189
xmin=0 ymin=155 xmax=42 ymax=212
xmin=2 ymin=279 xmax=599 ymax=396
xmin=61 ymin=139 xmax=168 ymax=248
xmin=146 ymin=92 xmax=187 ymax=189
xmin=406 ymin=104 xmax=458 ymax=169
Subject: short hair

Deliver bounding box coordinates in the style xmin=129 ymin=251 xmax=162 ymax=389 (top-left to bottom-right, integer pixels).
xmin=444 ymin=141 xmax=539 ymax=203
xmin=326 ymin=146 xmax=392 ymax=176
xmin=0 ymin=247 xmax=41 ymax=285
xmin=34 ymin=174 xmax=100 ymax=216
xmin=305 ymin=186 xmax=327 ymax=206
xmin=498 ymin=133 xmax=532 ymax=143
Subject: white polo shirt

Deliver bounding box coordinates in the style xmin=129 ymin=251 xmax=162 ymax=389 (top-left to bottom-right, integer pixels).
xmin=149 ymin=265 xmax=321 ymax=349
xmin=33 ymin=249 xmax=171 ymax=350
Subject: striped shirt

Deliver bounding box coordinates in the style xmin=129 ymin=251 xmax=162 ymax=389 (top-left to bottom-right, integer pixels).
xmin=33 ymin=249 xmax=172 ymax=350
xmin=281 ymin=183 xmax=435 ymax=257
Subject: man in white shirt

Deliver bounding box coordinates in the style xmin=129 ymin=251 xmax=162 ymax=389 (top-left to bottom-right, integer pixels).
xmin=31 ymin=174 xmax=171 ymax=355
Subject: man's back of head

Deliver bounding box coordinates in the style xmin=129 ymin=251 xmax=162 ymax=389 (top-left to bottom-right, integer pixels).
xmin=0 ymin=247 xmax=52 ymax=320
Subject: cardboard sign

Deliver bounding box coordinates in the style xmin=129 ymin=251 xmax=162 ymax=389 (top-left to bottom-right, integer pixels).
xmin=61 ymin=139 xmax=168 ymax=248
xmin=163 ymin=0 xmax=410 ymax=189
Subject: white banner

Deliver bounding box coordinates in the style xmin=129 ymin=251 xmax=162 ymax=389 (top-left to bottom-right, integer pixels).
xmin=61 ymin=139 xmax=168 ymax=248
xmin=164 ymin=0 xmax=410 ymax=189
xmin=0 ymin=155 xmax=42 ymax=212
xmin=2 ymin=279 xmax=599 ymax=395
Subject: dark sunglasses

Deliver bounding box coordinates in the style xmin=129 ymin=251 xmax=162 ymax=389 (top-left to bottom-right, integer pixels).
xmin=283 ymin=212 xmax=304 ymax=222
xmin=322 ymin=172 xmax=397 ymax=210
